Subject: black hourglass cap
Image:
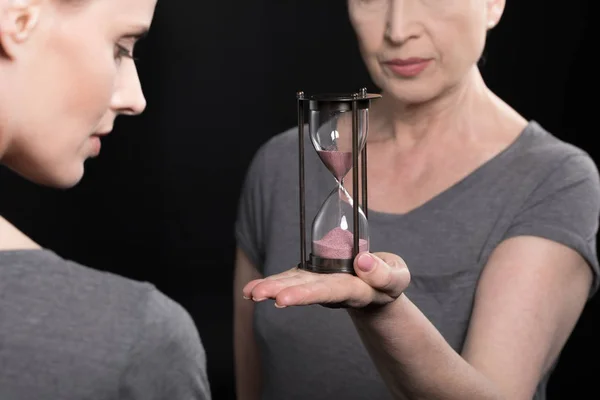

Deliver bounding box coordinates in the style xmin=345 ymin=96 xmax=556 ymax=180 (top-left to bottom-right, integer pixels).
xmin=306 ymin=89 xmax=382 ymax=112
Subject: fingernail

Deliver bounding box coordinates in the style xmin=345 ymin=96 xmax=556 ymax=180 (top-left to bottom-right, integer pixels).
xmin=357 ymin=253 xmax=375 ymax=272
xmin=242 ymin=295 xmax=250 ymax=300
xmin=274 ymin=303 xmax=287 ymax=309
xmin=252 ymin=297 xmax=266 ymax=302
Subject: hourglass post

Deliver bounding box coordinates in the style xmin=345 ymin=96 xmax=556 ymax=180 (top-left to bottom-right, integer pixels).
xmin=355 ymin=87 xmax=370 ymax=254
xmin=297 ymin=91 xmax=306 ymax=270
xmin=297 ymin=89 xmax=381 ymax=274
xmin=351 ymin=95 xmax=360 ymax=258
xmin=360 ymin=88 xmax=369 ymax=220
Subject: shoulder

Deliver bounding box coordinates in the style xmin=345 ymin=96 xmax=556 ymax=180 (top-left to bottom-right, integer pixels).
xmin=128 ymin=285 xmax=206 ymax=372
xmin=0 ymin=249 xmax=207 ymax=389
xmin=517 ymin=121 xmax=597 ymax=172
xmin=0 ymin=249 xmax=193 ymax=347
xmin=258 ymin=125 xmax=301 ymax=157
xmin=498 ymin=123 xmax=600 ymax=289
xmin=120 ymin=284 xmax=211 ymax=399
xmin=0 ymin=248 xmax=154 ymax=305
xmin=240 ymin=125 xmax=310 ymax=201
xmin=248 ymin=125 xmax=301 ymax=175
xmin=53 ymin=254 xmax=210 ymax=397
xmin=138 ymin=286 xmax=202 ymax=346
xmin=503 ymin=121 xmax=600 ymax=196
xmin=57 ymin=255 xmax=203 ymax=350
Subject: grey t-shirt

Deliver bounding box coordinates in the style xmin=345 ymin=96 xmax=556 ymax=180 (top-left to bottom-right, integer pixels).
xmin=235 ymin=121 xmax=600 ymax=400
xmin=0 ymin=249 xmax=211 ymax=400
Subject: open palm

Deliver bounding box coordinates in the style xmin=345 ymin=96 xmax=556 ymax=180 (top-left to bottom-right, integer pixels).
xmin=243 ymin=252 xmax=411 ymax=309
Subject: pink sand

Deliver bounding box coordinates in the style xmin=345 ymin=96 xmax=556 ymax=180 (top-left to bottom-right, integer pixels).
xmin=317 ymin=150 xmax=352 ymax=180
xmin=313 ymin=227 xmax=368 ymax=259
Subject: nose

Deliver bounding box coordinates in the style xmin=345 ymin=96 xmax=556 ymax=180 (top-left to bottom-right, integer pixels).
xmin=110 ymin=60 xmax=147 ymax=116
xmin=385 ymin=0 xmax=422 ymax=44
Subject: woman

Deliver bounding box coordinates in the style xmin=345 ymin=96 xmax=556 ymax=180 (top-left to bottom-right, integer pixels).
xmin=0 ymin=0 xmax=210 ymax=398
xmin=235 ymin=0 xmax=599 ymax=399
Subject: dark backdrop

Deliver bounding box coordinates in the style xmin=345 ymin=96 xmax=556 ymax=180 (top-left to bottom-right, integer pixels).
xmin=0 ymin=1 xmax=596 ymax=399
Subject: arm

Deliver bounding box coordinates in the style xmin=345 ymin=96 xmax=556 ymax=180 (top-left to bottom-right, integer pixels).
xmin=348 ymin=237 xmax=592 ymax=400
xmin=246 ymin=240 xmax=592 ymax=400
xmin=234 ymin=247 xmax=264 ymax=400
xmin=119 ymin=288 xmax=211 ymax=400
xmin=348 ymin=154 xmax=600 ymax=399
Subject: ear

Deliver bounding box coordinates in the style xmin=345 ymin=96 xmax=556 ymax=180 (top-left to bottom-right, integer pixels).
xmin=0 ymin=0 xmax=42 ymax=59
xmin=486 ymin=0 xmax=505 ymax=30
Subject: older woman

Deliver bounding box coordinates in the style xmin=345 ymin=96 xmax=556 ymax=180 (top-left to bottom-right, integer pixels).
xmin=236 ymin=0 xmax=599 ymax=399
xmin=0 ymin=0 xmax=210 ymax=398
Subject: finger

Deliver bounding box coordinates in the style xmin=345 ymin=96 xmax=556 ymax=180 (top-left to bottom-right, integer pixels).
xmin=354 ymin=252 xmax=410 ymax=298
xmin=241 ymin=268 xmax=304 ymax=299
xmin=262 ymin=268 xmax=303 ymax=281
xmin=242 ymin=278 xmax=265 ymax=299
xmin=246 ymin=271 xmax=324 ymax=301
xmin=373 ymin=252 xmax=408 ymax=270
xmin=274 ymin=275 xmax=373 ymax=308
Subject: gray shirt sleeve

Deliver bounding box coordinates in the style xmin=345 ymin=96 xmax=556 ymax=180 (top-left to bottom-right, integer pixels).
xmin=118 ymin=287 xmax=211 ymax=400
xmin=236 ymin=142 xmax=270 ymax=270
xmin=502 ymin=153 xmax=600 ymax=296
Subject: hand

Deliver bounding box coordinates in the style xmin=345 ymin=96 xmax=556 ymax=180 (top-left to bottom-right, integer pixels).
xmin=242 ymin=252 xmax=411 ymax=309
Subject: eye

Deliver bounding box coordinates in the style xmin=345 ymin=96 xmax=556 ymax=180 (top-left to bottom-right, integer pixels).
xmin=356 ymin=0 xmax=387 ymax=9
xmin=114 ymin=44 xmax=137 ymax=62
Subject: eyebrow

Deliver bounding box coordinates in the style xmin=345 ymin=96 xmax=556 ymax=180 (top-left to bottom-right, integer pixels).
xmin=122 ymin=26 xmax=149 ymax=40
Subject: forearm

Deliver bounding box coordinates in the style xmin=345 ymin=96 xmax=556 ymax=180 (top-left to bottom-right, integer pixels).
xmin=233 ymin=250 xmax=263 ymax=400
xmin=348 ymin=294 xmax=503 ymax=400
xmin=233 ymin=312 xmax=263 ymax=400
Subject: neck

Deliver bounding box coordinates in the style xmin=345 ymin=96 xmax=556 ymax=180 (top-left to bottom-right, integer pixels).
xmin=0 ymin=128 xmax=7 ymax=161
xmin=369 ymin=67 xmax=497 ymax=149
xmin=0 ymin=215 xmax=41 ymax=251
xmin=0 ymin=80 xmax=10 ymax=161
xmin=0 ymin=65 xmax=18 ymax=163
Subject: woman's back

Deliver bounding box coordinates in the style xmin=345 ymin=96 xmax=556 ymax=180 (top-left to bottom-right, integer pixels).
xmin=0 ymin=247 xmax=211 ymax=399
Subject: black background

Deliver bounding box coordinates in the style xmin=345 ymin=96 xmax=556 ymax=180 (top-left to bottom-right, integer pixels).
xmin=0 ymin=1 xmax=596 ymax=399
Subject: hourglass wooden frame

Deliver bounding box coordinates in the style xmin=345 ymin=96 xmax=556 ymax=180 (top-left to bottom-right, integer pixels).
xmin=297 ymin=88 xmax=381 ymax=274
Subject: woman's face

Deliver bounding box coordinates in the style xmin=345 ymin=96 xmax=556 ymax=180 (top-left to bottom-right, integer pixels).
xmin=0 ymin=0 xmax=157 ymax=188
xmin=348 ymin=0 xmax=504 ymax=104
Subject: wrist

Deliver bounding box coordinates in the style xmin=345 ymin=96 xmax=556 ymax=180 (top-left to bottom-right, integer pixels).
xmin=348 ymin=293 xmax=408 ymax=321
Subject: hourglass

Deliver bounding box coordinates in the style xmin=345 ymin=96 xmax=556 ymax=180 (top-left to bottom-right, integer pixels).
xmin=297 ymin=88 xmax=381 ymax=274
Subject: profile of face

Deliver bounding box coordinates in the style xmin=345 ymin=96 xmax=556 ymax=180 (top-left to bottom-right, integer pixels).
xmin=347 ymin=0 xmax=505 ymax=104
xmin=0 ymin=0 xmax=157 ymax=188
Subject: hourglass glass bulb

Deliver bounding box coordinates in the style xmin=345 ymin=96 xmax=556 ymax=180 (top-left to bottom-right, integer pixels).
xmin=317 ymin=150 xmax=352 ymax=181
xmin=313 ymin=226 xmax=368 ymax=259
xmin=311 ymin=186 xmax=369 ymax=262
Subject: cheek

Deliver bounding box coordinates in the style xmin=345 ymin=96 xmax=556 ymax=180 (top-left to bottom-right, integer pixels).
xmin=14 ymin=31 xmax=116 ymax=167
xmin=59 ymin=36 xmax=116 ymax=122
xmin=32 ymin=23 xmax=116 ymax=126
xmin=356 ymin=25 xmax=384 ymax=56
xmin=430 ymin=12 xmax=487 ymax=74
xmin=439 ymin=3 xmax=488 ymax=58
xmin=349 ymin=8 xmax=387 ymax=56
xmin=350 ymin=18 xmax=388 ymax=89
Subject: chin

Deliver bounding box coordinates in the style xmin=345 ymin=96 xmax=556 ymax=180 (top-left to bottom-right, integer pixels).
xmin=369 ymin=67 xmax=446 ymax=105
xmin=380 ymin=79 xmax=448 ymax=106
xmin=13 ymin=163 xmax=85 ymax=190
xmin=46 ymin=169 xmax=85 ymax=189
xmin=2 ymin=146 xmax=87 ymax=189
xmin=383 ymin=86 xmax=440 ymax=106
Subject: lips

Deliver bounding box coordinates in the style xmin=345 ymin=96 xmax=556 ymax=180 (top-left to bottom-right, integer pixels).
xmin=387 ymin=58 xmax=429 ymax=65
xmin=383 ymin=58 xmax=432 ymax=78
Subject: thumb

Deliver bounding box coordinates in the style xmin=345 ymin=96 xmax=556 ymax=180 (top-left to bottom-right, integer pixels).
xmin=354 ymin=252 xmax=410 ymax=298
